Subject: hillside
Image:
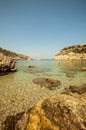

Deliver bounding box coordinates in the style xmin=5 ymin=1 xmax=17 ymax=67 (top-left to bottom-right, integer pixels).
xmin=54 ymin=44 xmax=86 ymax=60
xmin=0 ymin=47 xmax=31 ymax=60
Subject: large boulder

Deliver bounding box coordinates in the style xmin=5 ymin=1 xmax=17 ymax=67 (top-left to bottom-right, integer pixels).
xmin=26 ymin=93 xmax=86 ymax=130
xmin=0 ymin=53 xmax=16 ymax=72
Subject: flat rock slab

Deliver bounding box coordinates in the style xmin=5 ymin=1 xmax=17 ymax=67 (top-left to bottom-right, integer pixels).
xmin=33 ymin=77 xmax=61 ymax=90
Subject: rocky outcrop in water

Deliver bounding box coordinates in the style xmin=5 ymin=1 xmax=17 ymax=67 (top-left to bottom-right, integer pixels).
xmin=0 ymin=53 xmax=16 ymax=72
xmin=54 ymin=44 xmax=86 ymax=60
xmin=2 ymin=84 xmax=86 ymax=130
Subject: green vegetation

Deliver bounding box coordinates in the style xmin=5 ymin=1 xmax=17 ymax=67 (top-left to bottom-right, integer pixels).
xmin=62 ymin=44 xmax=86 ymax=54
xmin=0 ymin=47 xmax=18 ymax=57
xmin=0 ymin=47 xmax=31 ymax=59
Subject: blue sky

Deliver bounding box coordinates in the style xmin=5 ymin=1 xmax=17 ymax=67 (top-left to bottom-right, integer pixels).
xmin=0 ymin=0 xmax=86 ymax=59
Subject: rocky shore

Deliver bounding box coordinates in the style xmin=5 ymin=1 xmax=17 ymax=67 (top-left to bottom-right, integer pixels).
xmin=0 ymin=45 xmax=86 ymax=130
xmin=0 ymin=53 xmax=16 ymax=73
xmin=1 ymin=84 xmax=86 ymax=130
xmin=0 ymin=47 xmax=31 ymax=74
xmin=54 ymin=44 xmax=86 ymax=60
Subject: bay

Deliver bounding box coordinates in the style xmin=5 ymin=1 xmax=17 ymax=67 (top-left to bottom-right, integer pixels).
xmin=0 ymin=59 xmax=86 ymax=128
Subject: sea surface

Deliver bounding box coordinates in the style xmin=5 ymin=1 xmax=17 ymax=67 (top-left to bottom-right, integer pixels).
xmin=0 ymin=59 xmax=86 ymax=127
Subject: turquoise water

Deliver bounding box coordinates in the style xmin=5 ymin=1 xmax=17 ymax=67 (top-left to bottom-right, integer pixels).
xmin=0 ymin=60 xmax=86 ymax=125
xmin=16 ymin=59 xmax=86 ymax=86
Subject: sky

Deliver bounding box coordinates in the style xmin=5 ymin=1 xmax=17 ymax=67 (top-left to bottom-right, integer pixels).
xmin=0 ymin=0 xmax=86 ymax=59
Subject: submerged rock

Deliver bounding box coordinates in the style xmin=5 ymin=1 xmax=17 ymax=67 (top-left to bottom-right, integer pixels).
xmin=33 ymin=77 xmax=61 ymax=90
xmin=0 ymin=53 xmax=16 ymax=73
xmin=80 ymin=67 xmax=86 ymax=71
xmin=28 ymin=65 xmax=37 ymax=68
xmin=28 ymin=65 xmax=43 ymax=73
xmin=63 ymin=84 xmax=86 ymax=95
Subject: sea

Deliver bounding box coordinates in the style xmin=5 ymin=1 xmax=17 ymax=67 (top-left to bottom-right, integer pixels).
xmin=0 ymin=59 xmax=86 ymax=126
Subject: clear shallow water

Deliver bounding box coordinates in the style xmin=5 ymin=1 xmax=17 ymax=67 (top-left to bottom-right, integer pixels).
xmin=0 ymin=60 xmax=86 ymax=126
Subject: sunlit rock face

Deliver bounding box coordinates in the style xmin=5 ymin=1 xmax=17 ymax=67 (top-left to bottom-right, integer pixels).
xmin=33 ymin=77 xmax=61 ymax=90
xmin=27 ymin=93 xmax=86 ymax=130
xmin=54 ymin=44 xmax=86 ymax=60
xmin=0 ymin=53 xmax=16 ymax=72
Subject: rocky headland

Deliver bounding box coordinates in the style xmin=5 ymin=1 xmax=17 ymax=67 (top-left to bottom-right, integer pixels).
xmin=0 ymin=53 xmax=16 ymax=73
xmin=0 ymin=47 xmax=31 ymax=74
xmin=54 ymin=44 xmax=86 ymax=60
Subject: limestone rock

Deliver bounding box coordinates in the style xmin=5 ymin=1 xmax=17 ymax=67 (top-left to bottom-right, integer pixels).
xmin=0 ymin=53 xmax=16 ymax=72
xmin=27 ymin=94 xmax=86 ymax=130
xmin=54 ymin=44 xmax=86 ymax=60
xmin=28 ymin=65 xmax=37 ymax=68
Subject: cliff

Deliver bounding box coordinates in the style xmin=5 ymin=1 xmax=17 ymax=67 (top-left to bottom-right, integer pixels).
xmin=0 ymin=47 xmax=31 ymax=73
xmin=0 ymin=47 xmax=31 ymax=60
xmin=54 ymin=44 xmax=86 ymax=60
